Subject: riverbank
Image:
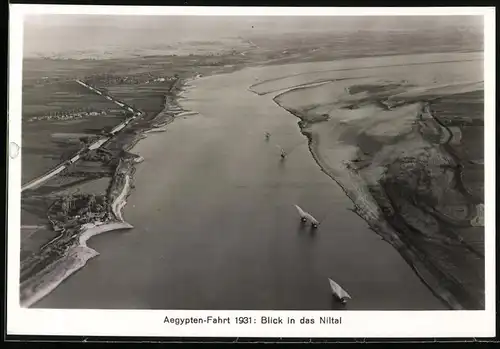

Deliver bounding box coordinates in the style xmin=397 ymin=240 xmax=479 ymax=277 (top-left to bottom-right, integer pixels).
xmin=33 ymin=63 xmax=447 ymax=310
xmin=273 ymin=97 xmax=463 ymax=310
xmin=270 ymin=77 xmax=484 ymax=309
xmin=20 ymin=221 xmax=134 ymax=308
xmin=20 ymin=77 xmax=192 ymax=307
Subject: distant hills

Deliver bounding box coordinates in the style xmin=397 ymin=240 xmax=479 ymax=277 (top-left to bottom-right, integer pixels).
xmin=23 ymin=15 xmax=483 ymax=60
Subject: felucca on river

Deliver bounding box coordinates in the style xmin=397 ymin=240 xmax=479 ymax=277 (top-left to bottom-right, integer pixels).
xmin=328 ymin=278 xmax=352 ymax=304
xmin=274 ymin=140 xmax=303 ymax=160
xmin=280 ymin=148 xmax=287 ymax=159
xmin=294 ymin=204 xmax=319 ymax=228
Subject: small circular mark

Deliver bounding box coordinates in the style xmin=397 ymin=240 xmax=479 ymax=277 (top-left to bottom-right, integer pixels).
xmin=9 ymin=142 xmax=20 ymax=159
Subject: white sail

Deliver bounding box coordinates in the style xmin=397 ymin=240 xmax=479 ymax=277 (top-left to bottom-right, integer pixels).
xmin=294 ymin=204 xmax=307 ymax=218
xmin=328 ymin=278 xmax=352 ymax=300
xmin=294 ymin=205 xmax=319 ymax=226
xmin=307 ymin=214 xmax=319 ymax=226
xmin=274 ymin=141 xmax=304 ymax=156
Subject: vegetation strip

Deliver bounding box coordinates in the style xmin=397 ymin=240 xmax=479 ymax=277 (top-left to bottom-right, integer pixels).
xmin=20 ymin=77 xmax=183 ymax=307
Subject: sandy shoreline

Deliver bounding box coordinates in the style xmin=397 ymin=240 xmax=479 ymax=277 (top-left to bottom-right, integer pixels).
xmin=23 ymin=53 xmax=482 ymax=309
xmin=23 ymin=139 xmax=149 ymax=308
xmin=21 ymin=79 xmax=190 ymax=307
xmin=267 ymin=69 xmax=485 ymax=309
xmin=272 ymin=96 xmax=465 ymax=310
xmin=21 ymin=217 xmax=134 ymax=307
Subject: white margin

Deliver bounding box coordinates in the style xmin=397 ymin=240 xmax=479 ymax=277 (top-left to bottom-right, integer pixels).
xmin=7 ymin=5 xmax=496 ymax=338
xmin=483 ymin=6 xmax=496 ymax=321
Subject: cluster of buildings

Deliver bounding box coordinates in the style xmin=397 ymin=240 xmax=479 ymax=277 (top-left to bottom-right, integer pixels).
xmin=28 ymin=109 xmax=108 ymax=122
xmin=85 ymin=73 xmax=177 ymax=86
xmin=50 ymin=194 xmax=111 ymax=231
xmin=72 ymin=208 xmax=110 ymax=226
xmin=32 ymin=76 xmax=70 ymax=86
xmin=81 ymin=149 xmax=113 ymax=163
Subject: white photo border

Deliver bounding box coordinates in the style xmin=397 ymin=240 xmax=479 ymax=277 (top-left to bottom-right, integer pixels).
xmin=7 ymin=5 xmax=496 ymax=338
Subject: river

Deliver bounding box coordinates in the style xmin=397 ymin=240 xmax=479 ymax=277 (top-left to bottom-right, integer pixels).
xmin=35 ymin=65 xmax=446 ymax=310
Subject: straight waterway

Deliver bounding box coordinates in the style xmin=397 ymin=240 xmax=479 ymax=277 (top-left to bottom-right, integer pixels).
xmin=35 ymin=65 xmax=446 ymax=310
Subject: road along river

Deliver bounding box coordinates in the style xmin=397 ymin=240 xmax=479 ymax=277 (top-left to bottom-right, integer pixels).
xmin=35 ymin=64 xmax=446 ymax=310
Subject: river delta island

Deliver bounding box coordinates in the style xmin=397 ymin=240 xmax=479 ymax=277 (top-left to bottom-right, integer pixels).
xmin=19 ymin=15 xmax=485 ymax=310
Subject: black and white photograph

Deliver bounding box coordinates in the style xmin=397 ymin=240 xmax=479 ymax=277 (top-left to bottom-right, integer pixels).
xmin=7 ymin=5 xmax=495 ymax=338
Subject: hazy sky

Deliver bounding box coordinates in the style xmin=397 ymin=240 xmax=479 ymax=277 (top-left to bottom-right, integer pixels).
xmin=23 ymin=15 xmax=483 ymax=58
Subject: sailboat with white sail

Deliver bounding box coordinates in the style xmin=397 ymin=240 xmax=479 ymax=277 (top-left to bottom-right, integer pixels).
xmin=328 ymin=278 xmax=352 ymax=304
xmin=294 ymin=205 xmax=319 ymax=228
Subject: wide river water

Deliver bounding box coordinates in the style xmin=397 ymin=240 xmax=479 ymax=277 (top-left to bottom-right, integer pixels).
xmin=36 ymin=64 xmax=446 ymax=310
